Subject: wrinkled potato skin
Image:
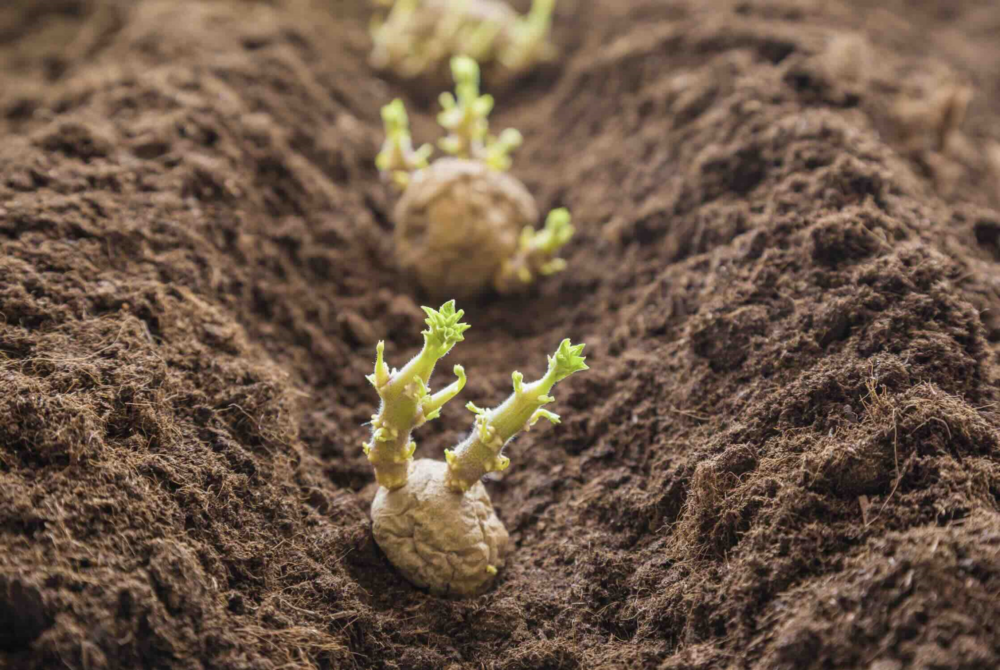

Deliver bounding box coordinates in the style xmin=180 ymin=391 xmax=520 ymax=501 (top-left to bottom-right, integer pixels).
xmin=394 ymin=158 xmax=538 ymax=299
xmin=371 ymin=458 xmax=509 ymax=597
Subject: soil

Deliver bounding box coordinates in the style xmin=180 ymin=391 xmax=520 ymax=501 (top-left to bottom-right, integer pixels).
xmin=3 ymin=0 xmax=1000 ymax=668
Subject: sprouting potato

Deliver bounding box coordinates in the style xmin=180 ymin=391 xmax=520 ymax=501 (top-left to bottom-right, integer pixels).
xmin=364 ymin=301 xmax=587 ymax=595
xmin=369 ymin=0 xmax=558 ymax=90
xmin=376 ymin=56 xmax=574 ymax=298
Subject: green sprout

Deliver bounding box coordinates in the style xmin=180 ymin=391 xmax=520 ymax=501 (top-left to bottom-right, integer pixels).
xmin=494 ymin=207 xmax=575 ymax=292
xmin=444 ymin=338 xmax=587 ymax=492
xmin=484 ymin=127 xmax=523 ymax=171
xmin=364 ymin=300 xmax=469 ymax=489
xmin=437 ymin=56 xmax=492 ymax=159
xmin=369 ymin=0 xmax=421 ymax=75
xmin=376 ymin=99 xmax=434 ymax=190
xmin=500 ymin=0 xmax=559 ymax=73
xmin=454 ymin=12 xmax=505 ymax=63
xmin=437 ymin=56 xmax=522 ymax=169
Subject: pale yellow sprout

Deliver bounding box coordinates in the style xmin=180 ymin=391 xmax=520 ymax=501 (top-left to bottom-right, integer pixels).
xmin=364 ymin=301 xmax=469 ymax=489
xmin=437 ymin=56 xmax=522 ymax=169
xmin=375 ymin=99 xmax=434 ymax=190
xmin=494 ymin=207 xmax=575 ymax=294
xmin=499 ymin=0 xmax=559 ymax=73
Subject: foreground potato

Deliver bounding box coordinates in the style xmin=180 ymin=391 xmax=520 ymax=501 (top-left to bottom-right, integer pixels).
xmin=364 ymin=305 xmax=586 ymax=596
xmin=371 ymin=458 xmax=509 ymax=597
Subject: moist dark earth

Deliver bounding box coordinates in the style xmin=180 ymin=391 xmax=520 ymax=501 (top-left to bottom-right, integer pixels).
xmin=3 ymin=0 xmax=1000 ymax=668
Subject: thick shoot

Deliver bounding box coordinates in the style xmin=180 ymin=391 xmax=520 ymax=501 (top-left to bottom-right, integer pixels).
xmin=494 ymin=207 xmax=575 ymax=293
xmin=437 ymin=56 xmax=520 ymax=169
xmin=364 ymin=301 xmax=469 ymax=489
xmin=369 ymin=0 xmax=427 ymax=77
xmin=500 ymin=0 xmax=558 ymax=73
xmin=376 ymin=99 xmax=434 ymax=190
xmin=444 ymin=338 xmax=588 ymax=492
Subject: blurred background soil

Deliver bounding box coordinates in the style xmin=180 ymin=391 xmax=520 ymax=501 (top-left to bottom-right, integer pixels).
xmin=3 ymin=0 xmax=1000 ymax=668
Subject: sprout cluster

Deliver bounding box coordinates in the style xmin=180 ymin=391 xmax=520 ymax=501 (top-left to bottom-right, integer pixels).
xmin=377 ymin=56 xmax=574 ymax=299
xmin=375 ymin=99 xmax=433 ymax=190
xmin=375 ymin=56 xmax=522 ymax=184
xmin=364 ymin=301 xmax=469 ymax=489
xmin=369 ymin=0 xmax=558 ymax=86
xmin=366 ymin=301 xmax=588 ymax=596
xmin=437 ymin=55 xmax=523 ymax=166
xmin=366 ymin=300 xmax=586 ymax=492
xmin=443 ymin=338 xmax=588 ymax=492
xmin=494 ymin=207 xmax=576 ymax=294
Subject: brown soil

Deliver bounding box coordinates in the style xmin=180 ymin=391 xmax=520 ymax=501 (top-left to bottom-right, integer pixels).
xmin=3 ymin=0 xmax=1000 ymax=668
